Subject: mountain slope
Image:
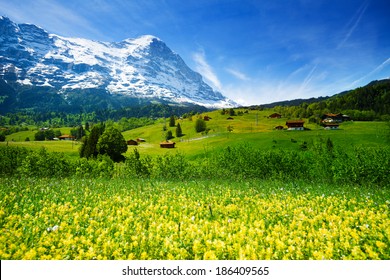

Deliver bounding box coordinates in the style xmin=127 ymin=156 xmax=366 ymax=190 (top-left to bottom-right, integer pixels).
xmin=0 ymin=16 xmax=237 ymax=112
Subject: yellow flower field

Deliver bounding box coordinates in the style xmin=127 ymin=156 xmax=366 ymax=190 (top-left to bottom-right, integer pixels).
xmin=1 ymin=178 xmax=389 ymax=260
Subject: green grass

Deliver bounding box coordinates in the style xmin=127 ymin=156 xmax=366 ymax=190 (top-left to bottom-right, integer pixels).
xmin=2 ymin=110 xmax=388 ymax=158
xmin=0 ymin=140 xmax=81 ymax=159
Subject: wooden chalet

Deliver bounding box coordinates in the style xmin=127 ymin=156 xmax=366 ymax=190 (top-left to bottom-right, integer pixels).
xmin=286 ymin=120 xmax=305 ymax=130
xmin=322 ymin=113 xmax=344 ymax=123
xmin=160 ymin=141 xmax=175 ymax=148
xmin=127 ymin=139 xmax=138 ymax=145
xmin=204 ymin=116 xmax=212 ymax=121
xmin=58 ymin=134 xmax=75 ymax=140
xmin=136 ymin=138 xmax=146 ymax=142
xmin=275 ymin=125 xmax=284 ymax=130
xmin=323 ymin=123 xmax=339 ymax=130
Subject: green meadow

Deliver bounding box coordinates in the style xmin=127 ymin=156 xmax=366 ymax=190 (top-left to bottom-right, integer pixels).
xmin=3 ymin=109 xmax=387 ymax=158
xmin=1 ymin=108 xmax=389 ymax=260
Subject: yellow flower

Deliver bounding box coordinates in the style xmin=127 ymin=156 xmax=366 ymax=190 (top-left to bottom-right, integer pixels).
xmin=203 ymin=250 xmax=217 ymax=260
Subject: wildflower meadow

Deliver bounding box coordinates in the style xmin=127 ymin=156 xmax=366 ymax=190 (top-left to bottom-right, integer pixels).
xmin=1 ymin=177 xmax=389 ymax=260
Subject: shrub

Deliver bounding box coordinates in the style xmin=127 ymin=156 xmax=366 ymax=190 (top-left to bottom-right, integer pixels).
xmin=125 ymin=148 xmax=152 ymax=178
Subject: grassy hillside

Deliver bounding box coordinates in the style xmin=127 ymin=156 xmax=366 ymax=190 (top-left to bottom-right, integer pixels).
xmin=1 ymin=109 xmax=388 ymax=159
xmin=121 ymin=109 xmax=388 ymax=157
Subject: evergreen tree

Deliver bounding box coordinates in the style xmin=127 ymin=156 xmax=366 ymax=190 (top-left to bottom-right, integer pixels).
xmin=176 ymin=123 xmax=183 ymax=137
xmin=169 ymin=115 xmax=176 ymax=127
xmin=165 ymin=130 xmax=174 ymax=141
xmin=80 ymin=123 xmax=105 ymax=158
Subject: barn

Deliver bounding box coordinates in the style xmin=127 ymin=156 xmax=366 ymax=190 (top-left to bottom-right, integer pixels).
xmin=127 ymin=139 xmax=138 ymax=145
xmin=160 ymin=141 xmax=175 ymax=148
xmin=59 ymin=134 xmax=75 ymax=140
xmin=286 ymin=120 xmax=305 ymax=130
xmin=323 ymin=123 xmax=339 ymax=130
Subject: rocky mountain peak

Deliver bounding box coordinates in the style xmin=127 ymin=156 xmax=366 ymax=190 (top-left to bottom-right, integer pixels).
xmin=0 ymin=17 xmax=238 ymax=109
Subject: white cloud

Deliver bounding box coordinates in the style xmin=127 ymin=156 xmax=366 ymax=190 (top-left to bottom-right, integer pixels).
xmin=225 ymin=68 xmax=250 ymax=81
xmin=192 ymin=50 xmax=222 ymax=91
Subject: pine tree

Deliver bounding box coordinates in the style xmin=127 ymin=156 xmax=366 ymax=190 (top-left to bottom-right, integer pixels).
xmin=165 ymin=130 xmax=174 ymax=140
xmin=169 ymin=115 xmax=175 ymax=127
xmin=176 ymin=123 xmax=183 ymax=137
xmin=80 ymin=123 xmax=105 ymax=158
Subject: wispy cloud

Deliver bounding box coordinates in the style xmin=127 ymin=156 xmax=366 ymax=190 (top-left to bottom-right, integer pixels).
xmin=337 ymin=1 xmax=369 ymax=48
xmin=0 ymin=0 xmax=108 ymax=40
xmin=299 ymin=64 xmax=318 ymax=93
xmin=351 ymin=57 xmax=390 ymax=86
xmin=192 ymin=50 xmax=222 ymax=91
xmin=225 ymin=68 xmax=250 ymax=81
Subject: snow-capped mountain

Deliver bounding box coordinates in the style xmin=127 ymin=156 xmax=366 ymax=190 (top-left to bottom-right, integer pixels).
xmin=0 ymin=16 xmax=237 ymax=109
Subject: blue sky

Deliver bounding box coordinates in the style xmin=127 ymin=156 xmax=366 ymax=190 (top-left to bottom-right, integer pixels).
xmin=1 ymin=0 xmax=389 ymax=105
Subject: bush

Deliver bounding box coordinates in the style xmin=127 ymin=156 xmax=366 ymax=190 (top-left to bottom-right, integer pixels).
xmin=18 ymin=148 xmax=72 ymax=177
xmin=125 ymin=148 xmax=152 ymax=178
xmin=34 ymin=130 xmax=45 ymax=141
xmin=0 ymin=146 xmax=29 ymax=176
xmin=153 ymin=153 xmax=191 ymax=179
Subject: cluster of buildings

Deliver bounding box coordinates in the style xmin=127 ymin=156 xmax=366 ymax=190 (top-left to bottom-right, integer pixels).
xmin=269 ymin=112 xmax=350 ymax=131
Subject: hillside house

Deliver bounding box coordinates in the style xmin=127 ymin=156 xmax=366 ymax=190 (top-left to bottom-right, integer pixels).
xmin=127 ymin=139 xmax=138 ymax=145
xmin=269 ymin=113 xmax=282 ymax=118
xmin=204 ymin=116 xmax=212 ymax=121
xmin=322 ymin=113 xmax=343 ymax=123
xmin=286 ymin=120 xmax=305 ymax=130
xmin=160 ymin=141 xmax=175 ymax=148
xmin=136 ymin=138 xmax=146 ymax=142
xmin=323 ymin=123 xmax=339 ymax=130
xmin=59 ymin=134 xmax=75 ymax=140
xmin=275 ymin=125 xmax=284 ymax=130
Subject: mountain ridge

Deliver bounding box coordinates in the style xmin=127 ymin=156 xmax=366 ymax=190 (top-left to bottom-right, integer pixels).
xmin=0 ymin=16 xmax=237 ymax=112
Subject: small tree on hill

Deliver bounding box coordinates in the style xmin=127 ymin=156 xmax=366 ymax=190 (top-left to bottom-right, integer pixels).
xmin=34 ymin=131 xmax=45 ymax=141
xmin=165 ymin=130 xmax=174 ymax=141
xmin=195 ymin=118 xmax=207 ymax=133
xmin=169 ymin=115 xmax=176 ymax=127
xmin=96 ymin=127 xmax=127 ymax=162
xmin=176 ymin=123 xmax=183 ymax=137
